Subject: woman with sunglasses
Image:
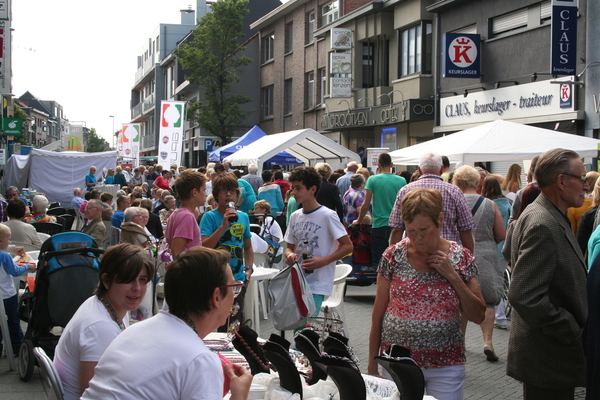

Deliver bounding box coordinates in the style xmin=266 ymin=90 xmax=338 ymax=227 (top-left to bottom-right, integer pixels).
xmin=82 ymin=247 xmax=252 ymax=400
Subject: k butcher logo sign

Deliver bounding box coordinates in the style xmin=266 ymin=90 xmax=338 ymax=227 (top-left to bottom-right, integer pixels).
xmin=443 ymin=33 xmax=481 ymax=78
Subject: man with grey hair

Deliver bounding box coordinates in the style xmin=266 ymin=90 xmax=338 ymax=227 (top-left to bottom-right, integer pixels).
xmin=336 ymin=161 xmax=359 ymax=201
xmin=507 ymin=148 xmax=588 ymax=399
xmin=72 ymin=187 xmax=85 ymax=210
xmin=389 ymin=152 xmax=475 ymax=251
xmin=241 ymin=164 xmax=263 ymax=196
xmin=82 ymin=199 xmax=106 ymax=247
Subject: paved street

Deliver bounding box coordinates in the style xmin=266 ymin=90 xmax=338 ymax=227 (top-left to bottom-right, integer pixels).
xmin=1 ymin=283 xmax=586 ymax=399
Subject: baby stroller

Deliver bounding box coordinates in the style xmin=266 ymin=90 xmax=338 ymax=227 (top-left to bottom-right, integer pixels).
xmin=18 ymin=232 xmax=104 ymax=381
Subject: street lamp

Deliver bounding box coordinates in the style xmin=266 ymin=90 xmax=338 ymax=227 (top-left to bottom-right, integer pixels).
xmin=109 ymin=115 xmax=115 ymax=149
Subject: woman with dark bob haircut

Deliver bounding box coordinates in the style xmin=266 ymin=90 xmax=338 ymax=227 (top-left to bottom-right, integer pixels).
xmin=81 ymin=247 xmax=252 ymax=400
xmin=54 ymin=243 xmax=155 ymax=400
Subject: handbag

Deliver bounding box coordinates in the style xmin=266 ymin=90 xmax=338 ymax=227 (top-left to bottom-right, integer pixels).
xmin=268 ymin=262 xmax=316 ymax=330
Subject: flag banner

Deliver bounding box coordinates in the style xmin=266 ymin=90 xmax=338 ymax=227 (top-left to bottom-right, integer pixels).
xmin=121 ymin=123 xmax=141 ymax=167
xmin=158 ymin=101 xmax=185 ymax=169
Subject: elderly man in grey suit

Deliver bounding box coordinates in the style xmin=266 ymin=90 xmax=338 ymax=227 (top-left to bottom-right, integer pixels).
xmin=507 ymin=148 xmax=588 ymax=399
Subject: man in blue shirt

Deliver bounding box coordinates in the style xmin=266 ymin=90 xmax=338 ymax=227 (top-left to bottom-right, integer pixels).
xmin=111 ymin=195 xmax=130 ymax=228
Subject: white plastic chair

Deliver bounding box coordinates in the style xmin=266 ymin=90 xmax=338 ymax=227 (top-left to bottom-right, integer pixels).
xmin=37 ymin=232 xmax=51 ymax=243
xmin=74 ymin=208 xmax=85 ymax=231
xmin=252 ymin=253 xmax=272 ymax=321
xmin=34 ymin=347 xmax=65 ymax=400
xmin=321 ymin=263 xmax=353 ymax=337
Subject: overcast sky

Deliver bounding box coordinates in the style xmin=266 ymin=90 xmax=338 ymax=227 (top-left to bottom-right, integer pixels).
xmin=11 ymin=0 xmax=284 ymax=145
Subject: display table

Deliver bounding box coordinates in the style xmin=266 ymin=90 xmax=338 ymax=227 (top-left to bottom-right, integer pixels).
xmin=95 ymin=184 xmax=121 ymax=197
xmin=246 ymin=267 xmax=279 ymax=333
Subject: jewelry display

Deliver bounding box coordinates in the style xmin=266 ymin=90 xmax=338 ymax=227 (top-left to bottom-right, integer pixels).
xmin=375 ymin=345 xmax=425 ymax=400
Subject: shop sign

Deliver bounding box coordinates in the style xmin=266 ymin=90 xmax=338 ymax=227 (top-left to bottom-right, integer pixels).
xmin=366 ymin=148 xmax=389 ymax=170
xmin=551 ymin=0 xmax=577 ymax=75
xmin=331 ymin=28 xmax=352 ymax=50
xmin=440 ymin=78 xmax=576 ymax=126
xmin=331 ymin=77 xmax=352 ymax=98
xmin=331 ymin=53 xmax=352 ymax=74
xmin=321 ymin=99 xmax=433 ymax=130
xmin=2 ymin=117 xmax=22 ymax=136
xmin=442 ymin=33 xmax=481 ymax=78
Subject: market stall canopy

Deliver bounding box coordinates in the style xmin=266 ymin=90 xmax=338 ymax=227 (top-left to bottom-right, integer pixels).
xmin=5 ymin=149 xmax=118 ymax=207
xmin=223 ymin=128 xmax=360 ymax=173
xmin=389 ymin=119 xmax=600 ymax=165
xmin=208 ymin=125 xmax=303 ymax=165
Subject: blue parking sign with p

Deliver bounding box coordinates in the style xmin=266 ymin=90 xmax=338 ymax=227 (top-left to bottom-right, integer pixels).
xmin=204 ymin=139 xmax=214 ymax=151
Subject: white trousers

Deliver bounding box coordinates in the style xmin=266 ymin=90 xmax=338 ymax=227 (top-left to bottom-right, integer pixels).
xmin=422 ymin=364 xmax=466 ymax=400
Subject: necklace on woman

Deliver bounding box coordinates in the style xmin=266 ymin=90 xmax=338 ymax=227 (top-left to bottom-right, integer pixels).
xmin=99 ymin=296 xmax=126 ymax=331
xmin=185 ymin=317 xmax=198 ymax=335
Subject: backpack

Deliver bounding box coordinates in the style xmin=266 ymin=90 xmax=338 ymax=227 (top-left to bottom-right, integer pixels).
xmin=268 ymin=262 xmax=316 ymax=331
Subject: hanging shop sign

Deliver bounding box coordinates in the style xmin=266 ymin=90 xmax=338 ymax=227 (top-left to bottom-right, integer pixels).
xmin=551 ymin=0 xmax=577 ymax=75
xmin=331 ymin=28 xmax=352 ymax=50
xmin=321 ymin=99 xmax=433 ymax=130
xmin=440 ymin=78 xmax=575 ymax=126
xmin=442 ymin=33 xmax=481 ymax=78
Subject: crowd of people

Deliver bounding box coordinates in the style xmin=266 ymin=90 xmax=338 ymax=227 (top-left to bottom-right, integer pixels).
xmin=1 ymin=149 xmax=598 ymax=400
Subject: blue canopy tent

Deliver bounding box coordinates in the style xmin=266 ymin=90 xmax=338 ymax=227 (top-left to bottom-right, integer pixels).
xmin=208 ymin=126 xmax=303 ymax=165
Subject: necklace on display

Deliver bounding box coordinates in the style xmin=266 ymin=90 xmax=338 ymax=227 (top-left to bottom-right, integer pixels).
xmin=99 ymin=296 xmax=125 ymax=331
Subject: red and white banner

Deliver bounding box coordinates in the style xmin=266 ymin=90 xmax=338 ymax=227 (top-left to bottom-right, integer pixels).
xmin=120 ymin=124 xmax=140 ymax=167
xmin=158 ymin=101 xmax=185 ymax=169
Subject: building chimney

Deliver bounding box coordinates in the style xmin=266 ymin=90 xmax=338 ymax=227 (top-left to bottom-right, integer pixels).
xmin=180 ymin=6 xmax=195 ymax=25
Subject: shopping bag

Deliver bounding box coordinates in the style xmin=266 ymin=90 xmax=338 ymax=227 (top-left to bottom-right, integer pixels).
xmin=268 ymin=262 xmax=316 ymax=330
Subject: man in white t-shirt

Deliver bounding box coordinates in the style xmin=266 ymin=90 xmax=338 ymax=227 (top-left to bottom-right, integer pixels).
xmin=284 ymin=167 xmax=352 ymax=310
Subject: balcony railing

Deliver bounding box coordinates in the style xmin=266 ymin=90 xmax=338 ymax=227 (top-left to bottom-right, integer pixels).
xmin=142 ymin=93 xmax=155 ymax=113
xmin=131 ymin=102 xmax=143 ymax=120
xmin=141 ymin=133 xmax=156 ymax=151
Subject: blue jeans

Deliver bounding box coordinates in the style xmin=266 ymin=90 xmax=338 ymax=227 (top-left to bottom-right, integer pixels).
xmin=0 ymin=294 xmax=23 ymax=353
xmin=371 ymin=226 xmax=392 ymax=270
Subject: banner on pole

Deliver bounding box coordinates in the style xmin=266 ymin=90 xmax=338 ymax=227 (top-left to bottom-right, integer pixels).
xmin=121 ymin=123 xmax=141 ymax=167
xmin=158 ymin=101 xmax=185 ymax=169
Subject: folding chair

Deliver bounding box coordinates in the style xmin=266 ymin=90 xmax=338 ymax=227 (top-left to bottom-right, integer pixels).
xmin=34 ymin=347 xmax=65 ymax=400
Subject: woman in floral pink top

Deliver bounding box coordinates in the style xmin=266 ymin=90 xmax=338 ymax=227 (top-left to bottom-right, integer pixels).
xmin=369 ymin=188 xmax=485 ymax=400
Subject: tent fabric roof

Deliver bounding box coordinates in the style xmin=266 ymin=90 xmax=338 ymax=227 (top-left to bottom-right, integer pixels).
xmin=6 ymin=149 xmax=118 ymax=207
xmin=223 ymin=129 xmax=360 ymax=172
xmin=389 ymin=120 xmax=600 ymax=165
xmin=208 ymin=125 xmax=301 ymax=164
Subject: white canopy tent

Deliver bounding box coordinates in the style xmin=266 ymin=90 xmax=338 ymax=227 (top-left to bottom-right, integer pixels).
xmin=5 ymin=149 xmax=118 ymax=207
xmin=223 ymin=128 xmax=360 ymax=173
xmin=390 ymin=120 xmax=600 ymax=165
